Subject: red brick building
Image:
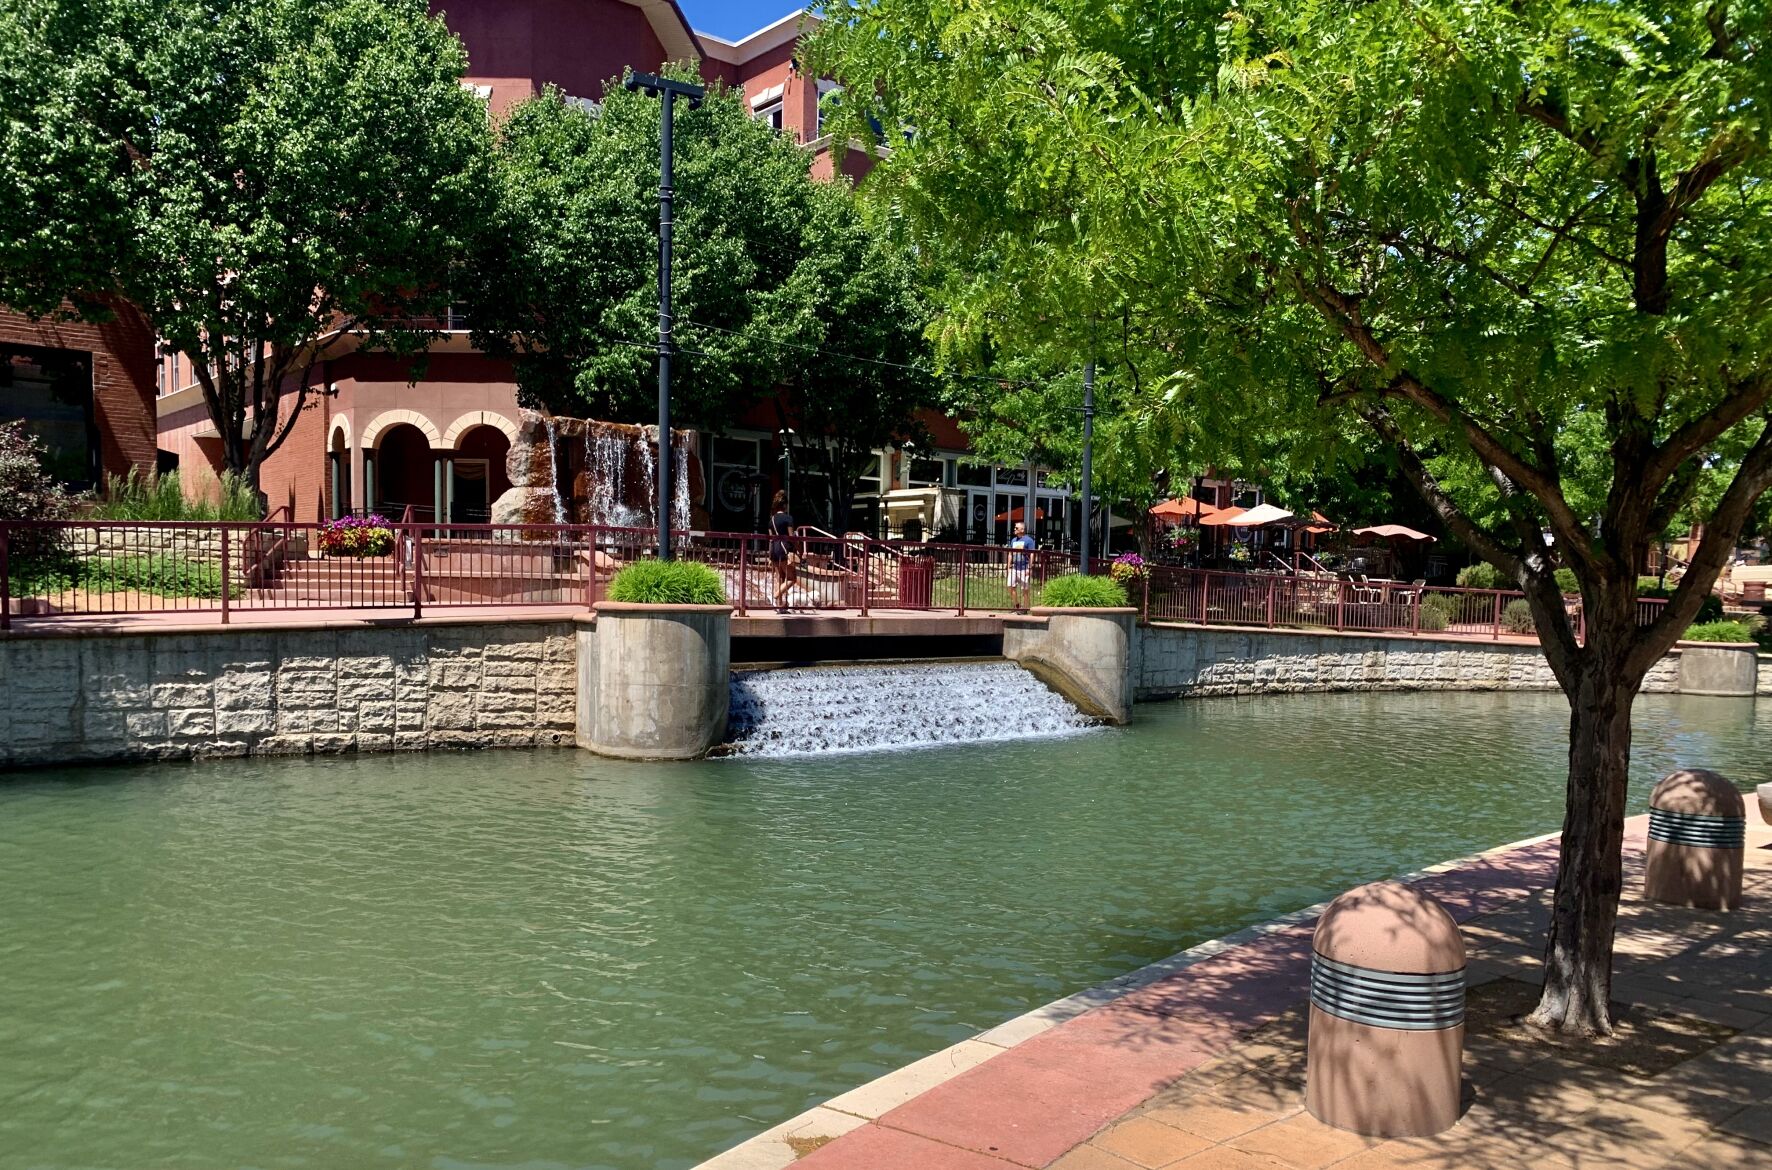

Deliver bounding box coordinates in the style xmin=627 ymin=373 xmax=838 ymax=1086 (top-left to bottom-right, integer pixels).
xmin=143 ymin=4 xmax=1071 ymax=543
xmin=0 ymin=302 xmax=157 ymax=491
xmin=152 ymin=1 xmax=898 ymax=528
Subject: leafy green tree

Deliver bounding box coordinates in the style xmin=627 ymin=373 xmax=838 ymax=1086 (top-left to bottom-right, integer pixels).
xmin=0 ymin=0 xmax=492 ymax=511
xmin=817 ymin=0 xmax=1772 ymax=1034
xmin=771 ymin=185 xmax=935 ymax=531
xmin=464 ymin=75 xmax=936 ymax=527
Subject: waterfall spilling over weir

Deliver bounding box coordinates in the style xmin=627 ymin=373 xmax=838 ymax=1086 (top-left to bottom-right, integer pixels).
xmin=724 ymin=661 xmax=1097 ymax=756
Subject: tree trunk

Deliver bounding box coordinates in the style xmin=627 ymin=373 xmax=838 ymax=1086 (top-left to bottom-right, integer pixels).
xmin=1529 ymin=638 xmax=1639 ymax=1035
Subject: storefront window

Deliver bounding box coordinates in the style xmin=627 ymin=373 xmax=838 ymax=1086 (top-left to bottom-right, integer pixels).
xmin=1 ymin=343 xmax=97 ymax=488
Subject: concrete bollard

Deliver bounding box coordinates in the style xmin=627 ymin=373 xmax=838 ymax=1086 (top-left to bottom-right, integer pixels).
xmin=1306 ymin=880 xmax=1465 ymax=1138
xmin=1644 ymin=770 xmax=1746 ymax=911
xmin=1756 ymin=783 xmax=1772 ymax=830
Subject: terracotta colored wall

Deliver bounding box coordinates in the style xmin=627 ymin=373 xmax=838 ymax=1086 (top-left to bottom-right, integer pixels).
xmin=256 ymin=387 xmax=332 ymax=521
xmin=0 ymin=302 xmax=157 ymax=483
xmin=437 ymin=0 xmax=672 ymax=114
xmin=733 ymin=41 xmax=818 ymax=144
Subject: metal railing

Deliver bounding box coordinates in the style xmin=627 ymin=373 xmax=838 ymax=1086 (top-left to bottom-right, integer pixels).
xmin=0 ymin=519 xmax=1672 ymax=639
xmin=1136 ymin=564 xmax=1667 ymax=642
xmin=0 ymin=520 xmax=1078 ymax=627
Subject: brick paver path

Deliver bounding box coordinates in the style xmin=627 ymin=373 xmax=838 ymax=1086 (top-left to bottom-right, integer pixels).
xmin=1051 ymin=821 xmax=1772 ymax=1170
xmin=786 ymin=808 xmax=1771 ymax=1170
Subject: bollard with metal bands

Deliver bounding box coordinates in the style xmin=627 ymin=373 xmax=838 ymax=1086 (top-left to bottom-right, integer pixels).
xmin=1647 ymin=807 xmax=1746 ymax=850
xmin=1309 ymin=952 xmax=1465 ymax=1031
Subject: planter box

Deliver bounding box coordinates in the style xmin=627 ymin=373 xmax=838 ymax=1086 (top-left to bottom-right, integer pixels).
xmin=578 ymin=602 xmax=732 ymax=759
xmin=1675 ymin=641 xmax=1759 ymax=697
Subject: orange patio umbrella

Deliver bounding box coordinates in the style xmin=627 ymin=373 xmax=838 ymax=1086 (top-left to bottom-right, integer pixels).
xmin=1149 ymin=497 xmax=1222 ymax=521
xmin=994 ymin=504 xmax=1046 ymax=522
xmin=1197 ymin=506 xmax=1247 ymax=527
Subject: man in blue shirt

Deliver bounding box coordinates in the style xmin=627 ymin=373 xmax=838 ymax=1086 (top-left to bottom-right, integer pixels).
xmin=1008 ymin=520 xmax=1036 ymax=613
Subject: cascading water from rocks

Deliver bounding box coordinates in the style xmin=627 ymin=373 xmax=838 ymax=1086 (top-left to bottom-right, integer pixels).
xmin=724 ymin=660 xmax=1097 ymax=756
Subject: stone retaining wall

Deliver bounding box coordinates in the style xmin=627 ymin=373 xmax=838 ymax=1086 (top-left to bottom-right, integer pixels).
xmin=1135 ymin=624 xmax=1683 ymax=700
xmin=0 ymin=621 xmax=578 ymax=768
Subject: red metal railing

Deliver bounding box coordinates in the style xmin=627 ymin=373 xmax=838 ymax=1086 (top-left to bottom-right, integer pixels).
xmin=0 ymin=519 xmax=1671 ymax=641
xmin=0 ymin=520 xmax=1079 ymax=626
xmin=1138 ymin=564 xmax=1665 ymax=642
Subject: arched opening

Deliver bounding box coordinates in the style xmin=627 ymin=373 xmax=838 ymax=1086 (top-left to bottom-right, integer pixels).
xmin=374 ymin=423 xmax=437 ymax=519
xmin=449 ymin=425 xmax=512 ymax=523
xmin=328 ymin=427 xmax=352 ymax=519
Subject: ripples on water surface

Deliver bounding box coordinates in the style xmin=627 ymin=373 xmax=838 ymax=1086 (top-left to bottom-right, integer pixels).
xmin=1 ymin=691 xmax=1765 ymax=1170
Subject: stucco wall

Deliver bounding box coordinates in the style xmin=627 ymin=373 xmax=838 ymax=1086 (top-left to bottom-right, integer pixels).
xmin=1135 ymin=623 xmax=1682 ymax=700
xmin=0 ymin=620 xmax=578 ymax=768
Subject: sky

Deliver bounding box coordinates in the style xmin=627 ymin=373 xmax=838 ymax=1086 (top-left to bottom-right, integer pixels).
xmin=677 ymin=1 xmax=806 ymax=42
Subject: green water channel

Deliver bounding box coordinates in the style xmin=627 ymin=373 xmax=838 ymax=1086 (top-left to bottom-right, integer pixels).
xmin=2 ymin=691 xmax=1765 ymax=1170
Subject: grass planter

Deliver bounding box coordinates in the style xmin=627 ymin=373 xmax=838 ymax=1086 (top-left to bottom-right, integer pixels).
xmin=1037 ymin=573 xmax=1129 ymax=609
xmin=607 ymin=560 xmax=727 ymax=606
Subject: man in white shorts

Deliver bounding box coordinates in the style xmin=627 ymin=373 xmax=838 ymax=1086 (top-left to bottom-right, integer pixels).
xmin=1007 ymin=521 xmax=1035 ymax=612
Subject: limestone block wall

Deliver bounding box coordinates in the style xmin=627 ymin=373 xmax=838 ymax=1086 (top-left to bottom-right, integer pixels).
xmin=1135 ymin=624 xmax=1682 ymax=700
xmin=0 ymin=621 xmax=578 ymax=768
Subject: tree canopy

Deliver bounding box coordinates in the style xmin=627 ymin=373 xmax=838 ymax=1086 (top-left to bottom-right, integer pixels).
xmin=463 ymin=74 xmax=935 ymax=526
xmin=0 ymin=0 xmax=494 ymax=505
xmin=816 ymin=0 xmax=1771 ymax=1034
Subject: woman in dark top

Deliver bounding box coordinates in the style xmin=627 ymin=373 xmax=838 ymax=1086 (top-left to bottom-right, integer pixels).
xmin=768 ymin=491 xmax=795 ymax=613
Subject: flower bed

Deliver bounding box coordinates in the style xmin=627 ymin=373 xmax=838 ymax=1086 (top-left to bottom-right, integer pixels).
xmin=319 ymin=514 xmax=395 ymax=558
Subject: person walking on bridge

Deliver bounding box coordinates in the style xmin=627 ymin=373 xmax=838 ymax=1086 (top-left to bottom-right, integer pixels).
xmin=1008 ymin=521 xmax=1036 ymax=613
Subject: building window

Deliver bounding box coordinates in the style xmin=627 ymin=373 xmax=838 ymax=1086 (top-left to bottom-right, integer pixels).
xmin=0 ymin=342 xmax=98 ymax=488
xmin=817 ymin=81 xmax=841 ymax=136
xmin=754 ymin=98 xmax=784 ymax=132
xmin=956 ymin=461 xmax=991 ymax=488
xmin=908 ymin=457 xmax=944 ymax=487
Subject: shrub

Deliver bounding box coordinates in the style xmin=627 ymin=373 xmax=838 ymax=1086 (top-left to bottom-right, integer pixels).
xmin=318 ymin=514 xmax=396 ymax=557
xmin=91 ymin=468 xmax=261 ymax=522
xmin=1637 ymin=576 xmax=1672 ymax=597
xmin=607 ymin=559 xmax=727 ymax=605
xmin=0 ymin=421 xmax=77 ymax=562
xmin=1502 ymin=598 xmax=1536 ymax=633
xmin=1553 ymin=567 xmax=1579 ymax=595
xmin=1682 ymin=620 xmax=1755 ymax=643
xmin=1455 ymin=562 xmax=1502 ymax=590
xmin=10 ymin=553 xmax=239 ymax=601
xmin=1038 ymin=573 xmax=1129 ymax=608
xmin=1417 ymin=602 xmax=1449 ymax=631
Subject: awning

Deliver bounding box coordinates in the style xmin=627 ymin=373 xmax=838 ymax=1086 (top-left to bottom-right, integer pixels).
xmin=1353 ymin=524 xmax=1437 ymax=542
xmin=1149 ymin=497 xmax=1222 ymax=520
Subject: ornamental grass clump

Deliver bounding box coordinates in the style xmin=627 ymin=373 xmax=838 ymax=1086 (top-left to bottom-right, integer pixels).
xmin=1037 ymin=573 xmax=1128 ymax=608
xmin=1682 ymin=620 xmax=1755 ymax=643
xmin=606 ymin=560 xmax=727 ymax=605
xmin=318 ymin=514 xmax=395 ymax=557
xmin=1502 ymin=598 xmax=1537 ymax=634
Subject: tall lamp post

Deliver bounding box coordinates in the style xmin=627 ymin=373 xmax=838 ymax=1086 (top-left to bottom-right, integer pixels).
xmin=625 ymin=71 xmax=705 ymax=561
xmin=1079 ymin=359 xmax=1095 ymax=574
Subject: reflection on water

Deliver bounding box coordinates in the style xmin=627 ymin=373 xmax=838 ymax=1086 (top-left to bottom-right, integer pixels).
xmin=0 ymin=691 xmax=1763 ymax=1170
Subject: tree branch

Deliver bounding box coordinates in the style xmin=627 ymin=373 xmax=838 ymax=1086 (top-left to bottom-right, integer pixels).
xmin=1628 ymin=416 xmax=1772 ymax=676
xmin=1640 ymin=373 xmax=1772 ymax=494
xmin=1291 ymin=274 xmax=1599 ymax=569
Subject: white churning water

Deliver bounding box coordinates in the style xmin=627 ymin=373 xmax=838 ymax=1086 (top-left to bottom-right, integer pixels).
xmin=724 ymin=660 xmax=1097 ymax=756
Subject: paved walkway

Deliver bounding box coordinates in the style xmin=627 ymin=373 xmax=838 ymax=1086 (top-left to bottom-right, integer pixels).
xmin=722 ymin=805 xmax=1771 ymax=1170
